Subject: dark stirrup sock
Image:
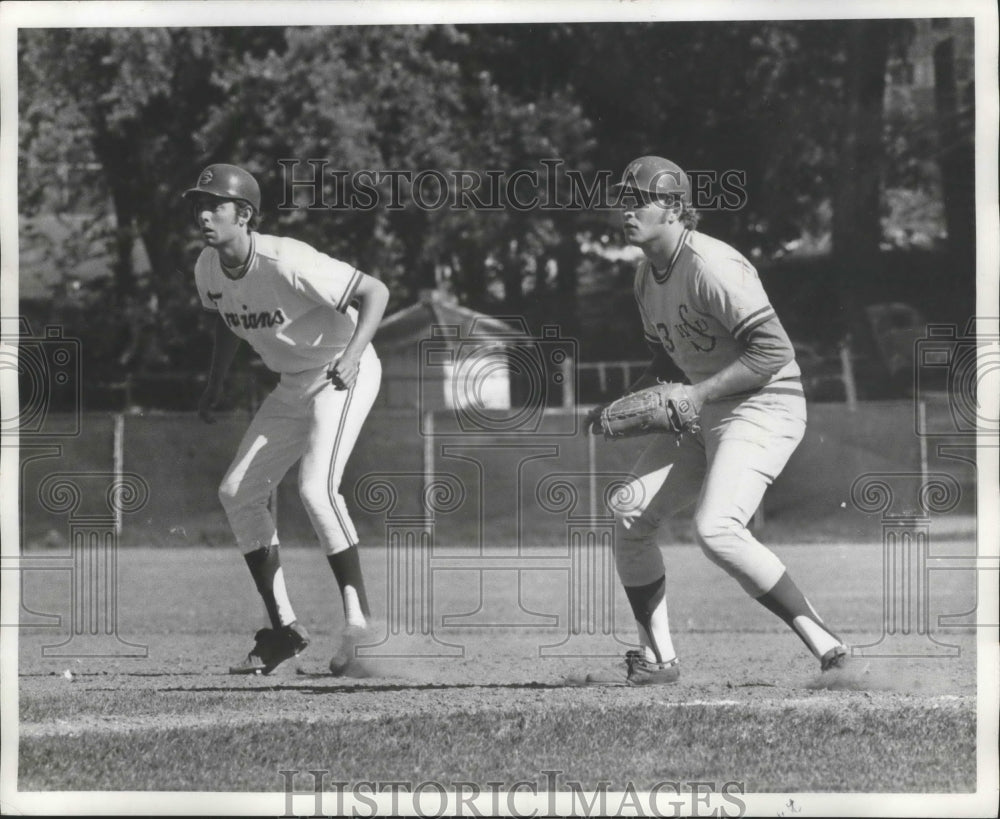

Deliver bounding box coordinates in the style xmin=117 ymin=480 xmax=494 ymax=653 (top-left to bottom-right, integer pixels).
xmin=244 ymin=545 xmax=285 ymax=629
xmin=327 ymin=544 xmax=371 ymax=621
xmin=624 ymin=575 xmax=668 ymax=662
xmin=755 ymin=571 xmax=842 ymax=655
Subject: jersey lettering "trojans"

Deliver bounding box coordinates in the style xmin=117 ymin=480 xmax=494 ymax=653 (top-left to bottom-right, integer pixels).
xmin=635 ymin=229 xmax=800 ymax=386
xmin=222 ymin=309 xmax=286 ymax=331
xmin=195 ymin=233 xmax=363 ymax=374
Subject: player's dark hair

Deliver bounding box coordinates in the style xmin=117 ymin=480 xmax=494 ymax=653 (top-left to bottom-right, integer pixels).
xmin=680 ymin=205 xmax=700 ymax=230
xmin=235 ymin=201 xmax=260 ymax=232
xmin=659 ymin=194 xmax=700 ymax=230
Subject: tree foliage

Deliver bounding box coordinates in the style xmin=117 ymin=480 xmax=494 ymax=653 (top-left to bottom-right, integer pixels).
xmin=17 ymin=20 xmax=970 ymax=385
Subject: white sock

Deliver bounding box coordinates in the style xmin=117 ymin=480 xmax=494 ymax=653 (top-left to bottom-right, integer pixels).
xmin=342 ymin=586 xmax=367 ymax=628
xmin=792 ymin=615 xmax=842 ymax=658
xmin=638 ymin=595 xmax=676 ymax=664
xmin=272 ymin=567 xmax=296 ymax=627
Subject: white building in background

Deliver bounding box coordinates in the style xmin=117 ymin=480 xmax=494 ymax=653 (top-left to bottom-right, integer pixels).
xmin=374 ymin=288 xmax=517 ymax=412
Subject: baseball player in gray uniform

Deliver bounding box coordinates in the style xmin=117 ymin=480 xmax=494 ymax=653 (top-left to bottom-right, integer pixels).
xmin=184 ymin=164 xmax=389 ymax=675
xmin=587 ymin=156 xmax=848 ymax=685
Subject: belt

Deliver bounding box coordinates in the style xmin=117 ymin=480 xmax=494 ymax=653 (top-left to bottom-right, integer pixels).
xmin=711 ymin=377 xmax=804 ymax=402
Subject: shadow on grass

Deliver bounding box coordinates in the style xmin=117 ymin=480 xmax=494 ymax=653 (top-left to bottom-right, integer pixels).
xmin=158 ymin=680 xmax=591 ymax=694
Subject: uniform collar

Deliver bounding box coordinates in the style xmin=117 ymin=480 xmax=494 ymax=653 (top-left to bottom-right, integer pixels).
xmin=220 ymin=232 xmax=256 ymax=281
xmin=649 ymin=228 xmax=690 ymax=283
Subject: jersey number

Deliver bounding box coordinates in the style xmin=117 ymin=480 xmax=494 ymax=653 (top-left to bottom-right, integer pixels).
xmin=655 ymin=322 xmax=675 ymax=353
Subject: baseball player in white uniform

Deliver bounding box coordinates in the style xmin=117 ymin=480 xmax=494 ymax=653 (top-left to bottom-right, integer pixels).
xmin=587 ymin=156 xmax=848 ymax=685
xmin=184 ymin=164 xmax=389 ymax=675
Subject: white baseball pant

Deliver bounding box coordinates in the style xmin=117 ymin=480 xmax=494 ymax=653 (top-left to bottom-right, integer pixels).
xmin=218 ymin=344 xmax=381 ymax=556
xmin=609 ymin=390 xmax=807 ymax=596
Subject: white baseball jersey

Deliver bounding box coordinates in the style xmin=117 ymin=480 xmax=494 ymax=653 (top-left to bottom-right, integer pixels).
xmin=634 ymin=229 xmax=801 ymax=390
xmin=194 ymin=232 xmax=364 ymax=374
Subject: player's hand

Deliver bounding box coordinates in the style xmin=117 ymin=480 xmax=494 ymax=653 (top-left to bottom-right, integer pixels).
xmin=198 ymin=383 xmax=223 ymax=424
xmin=584 ymin=404 xmax=607 ymax=435
xmin=328 ymin=352 xmax=361 ymax=391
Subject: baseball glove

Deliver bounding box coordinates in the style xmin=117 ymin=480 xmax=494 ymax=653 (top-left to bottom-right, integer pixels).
xmin=594 ymin=382 xmax=700 ymax=439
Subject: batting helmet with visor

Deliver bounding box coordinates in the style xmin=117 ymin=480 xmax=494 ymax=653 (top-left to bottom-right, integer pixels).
xmin=614 ymin=156 xmax=691 ymax=205
xmin=182 ymin=164 xmax=261 ymax=214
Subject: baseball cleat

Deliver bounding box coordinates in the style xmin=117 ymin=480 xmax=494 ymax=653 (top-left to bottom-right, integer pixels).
xmin=626 ymin=651 xmax=681 ymax=686
xmin=575 ymin=650 xmax=680 ymax=686
xmin=328 ymin=623 xmax=371 ymax=676
xmin=820 ymin=644 xmax=849 ymax=672
xmin=229 ymin=622 xmax=310 ymax=675
xmin=229 ymin=628 xmax=276 ymax=675
xmin=270 ymin=621 xmax=311 ymax=672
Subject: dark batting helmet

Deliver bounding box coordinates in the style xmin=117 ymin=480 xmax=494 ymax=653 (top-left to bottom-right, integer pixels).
xmin=613 ymin=156 xmax=691 ymax=204
xmin=182 ymin=164 xmax=261 ymax=213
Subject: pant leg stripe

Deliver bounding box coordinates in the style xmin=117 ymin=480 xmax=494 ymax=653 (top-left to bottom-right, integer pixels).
xmin=327 ymin=380 xmax=357 ymax=545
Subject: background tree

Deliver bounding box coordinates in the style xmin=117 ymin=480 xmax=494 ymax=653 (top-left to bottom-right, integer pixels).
xmin=18 ymin=20 xmax=975 ymax=401
xmin=826 ymin=21 xmax=888 ymax=382
xmin=932 ymin=25 xmax=976 ymax=269
xmin=18 ymin=28 xmax=287 ymax=377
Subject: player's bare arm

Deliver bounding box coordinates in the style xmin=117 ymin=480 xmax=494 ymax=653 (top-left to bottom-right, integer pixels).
xmin=328 ymin=274 xmax=389 ymax=390
xmin=183 ymin=164 xmax=388 ymax=676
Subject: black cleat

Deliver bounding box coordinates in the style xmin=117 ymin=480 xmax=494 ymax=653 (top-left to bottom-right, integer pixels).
xmin=229 ymin=622 xmax=310 ymax=675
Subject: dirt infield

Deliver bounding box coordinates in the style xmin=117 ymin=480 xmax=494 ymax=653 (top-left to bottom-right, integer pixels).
xmin=18 ymin=630 xmax=976 ymax=735
xmin=16 ymin=629 xmax=978 ymax=794
xmin=9 ymin=544 xmax=990 ymax=805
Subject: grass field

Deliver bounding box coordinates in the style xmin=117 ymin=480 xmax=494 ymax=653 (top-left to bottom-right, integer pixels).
xmin=6 ymin=539 xmax=995 ymax=815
